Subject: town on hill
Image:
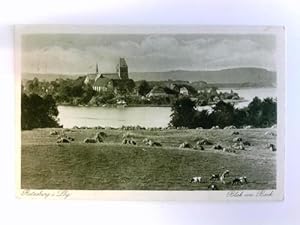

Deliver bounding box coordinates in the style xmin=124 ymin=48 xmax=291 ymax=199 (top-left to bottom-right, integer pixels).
xmin=22 ymin=57 xmax=249 ymax=107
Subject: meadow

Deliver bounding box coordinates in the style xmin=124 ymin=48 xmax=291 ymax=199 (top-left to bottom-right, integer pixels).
xmin=21 ymin=127 xmax=276 ymax=190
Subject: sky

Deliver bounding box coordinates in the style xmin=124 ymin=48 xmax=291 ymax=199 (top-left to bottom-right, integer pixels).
xmin=21 ymin=33 xmax=276 ymax=74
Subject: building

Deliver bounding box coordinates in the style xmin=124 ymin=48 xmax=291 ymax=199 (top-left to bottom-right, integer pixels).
xmin=116 ymin=58 xmax=129 ymax=79
xmin=93 ymin=77 xmax=114 ymax=92
xmin=84 ymin=74 xmax=97 ymax=85
xmin=84 ymin=63 xmax=101 ymax=85
xmin=84 ymin=58 xmax=130 ymax=92
xmin=147 ymin=86 xmax=167 ymax=98
xmin=179 ymin=87 xmax=189 ymax=96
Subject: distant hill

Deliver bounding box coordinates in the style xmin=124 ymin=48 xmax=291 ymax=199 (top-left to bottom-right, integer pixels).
xmin=22 ymin=73 xmax=80 ymax=82
xmin=130 ymin=67 xmax=276 ymax=87
xmin=22 ymin=67 xmax=276 ymax=88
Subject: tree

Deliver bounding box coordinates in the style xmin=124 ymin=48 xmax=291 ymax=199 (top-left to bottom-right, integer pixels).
xmin=210 ymin=101 xmax=235 ymax=128
xmin=169 ymin=97 xmax=197 ymax=128
xmin=193 ymin=109 xmax=211 ymax=128
xmin=80 ymin=84 xmax=96 ymax=104
xmin=137 ymin=80 xmax=152 ymax=96
xmin=233 ymin=108 xmax=248 ymax=127
xmin=260 ymin=98 xmax=277 ymax=127
xmin=164 ymin=87 xmax=179 ymax=95
xmin=125 ymin=79 xmax=136 ymax=93
xmin=21 ymin=93 xmax=60 ymax=130
xmin=247 ymin=97 xmax=263 ymax=127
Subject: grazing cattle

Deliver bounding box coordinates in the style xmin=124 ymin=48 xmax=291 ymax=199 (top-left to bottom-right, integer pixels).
xmin=231 ymin=131 xmax=240 ymax=135
xmin=233 ymin=137 xmax=243 ymax=142
xmin=220 ymin=170 xmax=230 ymax=184
xmin=92 ymin=133 xmax=103 ymax=142
xmin=232 ymin=143 xmax=245 ymax=150
xmin=267 ymin=143 xmax=276 ymax=151
xmin=67 ymin=137 xmax=75 ymax=141
xmin=232 ymin=178 xmax=242 ymax=185
xmin=143 ymin=139 xmax=162 ymax=147
xmin=128 ymin=139 xmax=137 ymax=145
xmin=57 ymin=134 xmax=64 ymax=140
xmin=96 ymin=131 xmax=108 ymax=138
xmin=243 ymin=125 xmax=253 ymax=129
xmin=122 ymin=138 xmax=137 ymax=145
xmin=84 ymin=134 xmax=103 ymax=143
xmin=142 ymin=138 xmax=149 ymax=144
xmin=146 ymin=140 xmax=153 ymax=146
xmin=210 ymin=170 xmax=230 ymax=183
xmin=238 ymin=145 xmax=245 ymax=150
xmin=190 ymin=177 xmax=202 ymax=183
xmin=50 ymin=130 xmax=58 ymax=135
xmin=198 ymin=139 xmax=213 ymax=145
xmin=223 ymin=147 xmax=236 ymax=153
xmin=210 ymin=174 xmax=220 ymax=181
xmin=83 ymin=138 xmax=98 ymax=143
xmin=232 ymin=176 xmax=248 ymax=185
xmin=265 ymin=131 xmax=276 ymax=136
xmin=208 ymin=184 xmax=218 ymax=190
xmin=149 ymin=140 xmax=162 ymax=147
xmin=179 ymin=142 xmax=192 ymax=148
xmin=240 ymin=176 xmax=248 ymax=184
xmin=212 ymin=144 xmax=223 ymax=150
xmin=211 ymin=126 xmax=220 ymax=130
xmin=57 ymin=134 xmax=74 ymax=142
xmin=57 ymin=138 xmax=70 ymax=143
xmin=196 ymin=145 xmax=204 ymax=150
xmin=271 ymin=145 xmax=276 ymax=152
xmin=243 ymin=141 xmax=251 ymax=146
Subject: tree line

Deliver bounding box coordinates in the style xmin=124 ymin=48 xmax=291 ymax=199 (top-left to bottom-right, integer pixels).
xmin=169 ymin=96 xmax=277 ymax=128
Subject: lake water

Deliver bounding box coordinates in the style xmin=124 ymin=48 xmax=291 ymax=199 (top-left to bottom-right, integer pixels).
xmin=58 ymin=106 xmax=172 ymax=128
xmin=58 ymin=87 xmax=276 ymax=128
xmin=218 ymin=87 xmax=277 ymax=108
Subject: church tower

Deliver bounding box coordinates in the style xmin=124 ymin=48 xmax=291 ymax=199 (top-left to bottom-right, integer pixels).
xmin=118 ymin=58 xmax=128 ymax=79
xmin=96 ymin=63 xmax=99 ymax=74
xmin=95 ymin=63 xmax=101 ymax=80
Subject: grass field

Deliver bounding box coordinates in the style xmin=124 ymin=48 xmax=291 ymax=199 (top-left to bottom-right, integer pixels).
xmin=21 ymin=127 xmax=276 ymax=190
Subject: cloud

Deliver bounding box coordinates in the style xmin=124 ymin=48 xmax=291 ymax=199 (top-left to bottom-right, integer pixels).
xmin=22 ymin=34 xmax=276 ymax=74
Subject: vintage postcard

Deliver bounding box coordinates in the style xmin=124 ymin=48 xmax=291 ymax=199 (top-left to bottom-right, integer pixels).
xmin=15 ymin=25 xmax=285 ymax=200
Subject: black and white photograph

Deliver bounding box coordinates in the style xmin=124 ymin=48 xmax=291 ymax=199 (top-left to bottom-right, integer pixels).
xmin=15 ymin=25 xmax=285 ymax=200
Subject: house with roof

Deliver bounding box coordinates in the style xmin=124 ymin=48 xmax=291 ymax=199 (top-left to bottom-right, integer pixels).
xmin=84 ymin=74 xmax=97 ymax=85
xmin=146 ymin=86 xmax=169 ymax=98
xmin=93 ymin=77 xmax=114 ymax=92
xmin=179 ymin=87 xmax=189 ymax=96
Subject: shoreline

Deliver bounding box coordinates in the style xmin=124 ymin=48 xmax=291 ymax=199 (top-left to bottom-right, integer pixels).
xmin=57 ymin=99 xmax=248 ymax=108
xmin=32 ymin=125 xmax=276 ymax=131
xmin=58 ymin=103 xmax=172 ymax=108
